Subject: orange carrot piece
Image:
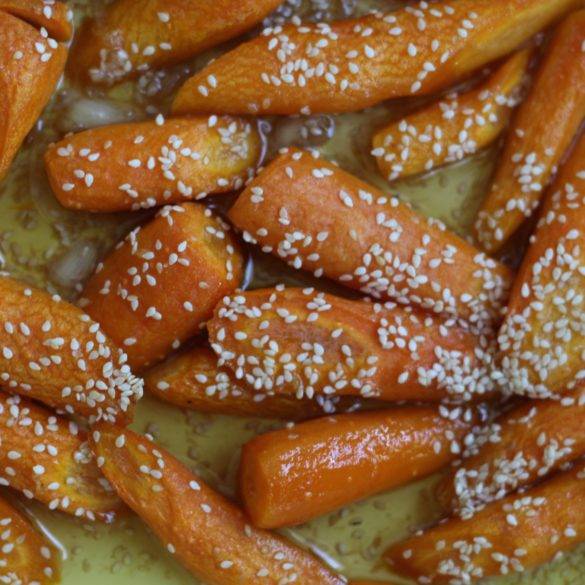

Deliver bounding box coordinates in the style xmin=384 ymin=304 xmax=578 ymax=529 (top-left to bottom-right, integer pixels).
xmin=228 ymin=149 xmax=512 ymax=328
xmin=498 ymin=131 xmax=585 ymax=398
xmin=240 ymin=406 xmax=475 ymax=528
xmin=172 ymin=0 xmax=579 ymax=116
xmin=386 ymin=460 xmax=585 ymax=583
xmin=0 ymin=495 xmax=60 ymax=583
xmin=0 ymin=274 xmax=142 ymax=424
xmin=45 ymin=116 xmax=261 ymax=213
xmin=0 ymin=2 xmax=70 ymax=181
xmin=0 ymin=0 xmax=71 ymax=40
xmin=372 ymin=49 xmax=531 ymax=182
xmin=208 ymin=287 xmax=499 ymax=403
xmin=144 ymin=344 xmax=367 ymax=420
xmin=0 ymin=393 xmax=123 ymax=521
xmin=475 ymin=10 xmax=585 ymax=253
xmin=90 ymin=424 xmax=345 ymax=585
xmin=81 ymin=203 xmax=245 ymax=372
xmin=70 ymin=0 xmax=283 ymax=85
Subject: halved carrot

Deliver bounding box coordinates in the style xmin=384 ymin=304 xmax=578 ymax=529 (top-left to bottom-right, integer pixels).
xmin=475 ymin=10 xmax=585 ymax=253
xmin=227 ymin=149 xmax=512 ymax=327
xmin=372 ymin=49 xmax=531 ymax=183
xmin=0 ymin=274 xmax=142 ymax=424
xmin=239 ymin=406 xmax=475 ymax=528
xmin=69 ymin=0 xmax=283 ymax=84
xmin=386 ymin=459 xmax=585 ymax=583
xmin=90 ymin=424 xmax=345 ymax=584
xmin=498 ymin=130 xmax=585 ymax=398
xmin=81 ymin=203 xmax=245 ymax=371
xmin=208 ymin=287 xmax=499 ymax=403
xmin=172 ymin=0 xmax=579 ymax=116
xmin=45 ymin=116 xmax=261 ymax=213
xmin=0 ymin=393 xmax=123 ymax=521
xmin=436 ymin=390 xmax=585 ymax=518
xmin=0 ymin=494 xmax=60 ymax=584
xmin=144 ymin=344 xmax=367 ymax=420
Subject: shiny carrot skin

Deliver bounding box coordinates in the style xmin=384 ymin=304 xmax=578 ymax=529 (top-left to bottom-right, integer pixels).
xmin=209 ymin=287 xmax=499 ymax=403
xmin=70 ymin=0 xmax=283 ymax=84
xmin=45 ymin=116 xmax=261 ymax=212
xmin=0 ymin=275 xmax=142 ymax=424
xmin=81 ymin=203 xmax=245 ymax=372
xmin=172 ymin=0 xmax=579 ymax=116
xmin=0 ymin=495 xmax=60 ymax=584
xmin=228 ymin=149 xmax=512 ymax=328
xmin=498 ymin=131 xmax=585 ymax=398
xmin=0 ymin=0 xmax=72 ymax=39
xmin=0 ymin=394 xmax=123 ymax=521
xmin=386 ymin=460 xmax=585 ymax=583
xmin=90 ymin=424 xmax=345 ymax=585
xmin=373 ymin=49 xmax=531 ymax=182
xmin=475 ymin=10 xmax=585 ymax=253
xmin=240 ymin=406 xmax=475 ymax=528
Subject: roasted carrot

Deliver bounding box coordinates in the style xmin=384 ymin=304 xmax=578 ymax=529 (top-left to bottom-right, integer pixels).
xmin=239 ymin=406 xmax=475 ymax=528
xmin=90 ymin=424 xmax=345 ymax=585
xmin=227 ymin=149 xmax=512 ymax=327
xmin=45 ymin=116 xmax=261 ymax=213
xmin=0 ymin=393 xmax=123 ymax=521
xmin=498 ymin=131 xmax=585 ymax=399
xmin=386 ymin=459 xmax=585 ymax=583
xmin=372 ymin=49 xmax=531 ymax=183
xmin=69 ymin=0 xmax=283 ymax=84
xmin=81 ymin=203 xmax=245 ymax=371
xmin=0 ymin=495 xmax=60 ymax=584
xmin=172 ymin=0 xmax=579 ymax=116
xmin=0 ymin=274 xmax=142 ymax=423
xmin=144 ymin=344 xmax=367 ymax=420
xmin=209 ymin=287 xmax=499 ymax=403
xmin=475 ymin=10 xmax=585 ymax=253
xmin=0 ymin=0 xmax=70 ymax=181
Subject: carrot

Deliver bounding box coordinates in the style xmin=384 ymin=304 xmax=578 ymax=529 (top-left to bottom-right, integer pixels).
xmin=144 ymin=344 xmax=367 ymax=420
xmin=227 ymin=149 xmax=512 ymax=328
xmin=475 ymin=10 xmax=585 ymax=253
xmin=436 ymin=390 xmax=585 ymax=518
xmin=0 ymin=0 xmax=70 ymax=180
xmin=81 ymin=203 xmax=245 ymax=372
xmin=0 ymin=274 xmax=142 ymax=424
xmin=386 ymin=459 xmax=585 ymax=583
xmin=0 ymin=494 xmax=60 ymax=584
xmin=45 ymin=116 xmax=261 ymax=213
xmin=372 ymin=49 xmax=531 ymax=183
xmin=69 ymin=0 xmax=283 ymax=84
xmin=172 ymin=0 xmax=579 ymax=116
xmin=90 ymin=423 xmax=345 ymax=585
xmin=498 ymin=131 xmax=585 ymax=399
xmin=208 ymin=287 xmax=499 ymax=403
xmin=0 ymin=393 xmax=123 ymax=521
xmin=239 ymin=406 xmax=475 ymax=529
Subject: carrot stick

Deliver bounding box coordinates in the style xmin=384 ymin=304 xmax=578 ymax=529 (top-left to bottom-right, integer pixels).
xmin=372 ymin=49 xmax=531 ymax=183
xmin=227 ymin=149 xmax=512 ymax=328
xmin=208 ymin=287 xmax=499 ymax=403
xmin=386 ymin=459 xmax=585 ymax=583
xmin=90 ymin=423 xmax=345 ymax=585
xmin=172 ymin=0 xmax=579 ymax=116
xmin=69 ymin=0 xmax=283 ymax=84
xmin=144 ymin=344 xmax=367 ymax=420
xmin=475 ymin=10 xmax=585 ymax=253
xmin=498 ymin=130 xmax=585 ymax=398
xmin=239 ymin=406 xmax=475 ymax=528
xmin=0 ymin=393 xmax=124 ymax=521
xmin=0 ymin=0 xmax=72 ymax=40
xmin=45 ymin=116 xmax=261 ymax=213
xmin=0 ymin=495 xmax=60 ymax=584
xmin=0 ymin=274 xmax=142 ymax=424
xmin=81 ymin=203 xmax=245 ymax=372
